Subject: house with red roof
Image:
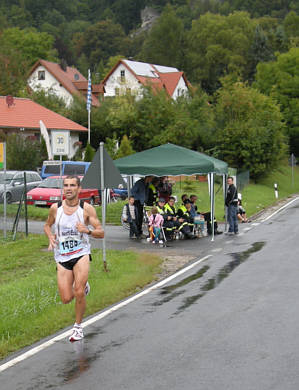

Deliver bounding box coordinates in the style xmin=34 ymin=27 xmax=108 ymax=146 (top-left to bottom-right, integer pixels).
xmin=0 ymin=96 xmax=88 ymax=158
xmin=102 ymin=59 xmax=190 ymax=100
xmin=27 ymin=59 xmax=105 ymax=107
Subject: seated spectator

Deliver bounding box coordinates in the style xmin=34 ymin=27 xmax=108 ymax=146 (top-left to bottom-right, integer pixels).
xmin=177 ymin=199 xmax=197 ymax=239
xmin=189 ymin=194 xmax=222 ymax=235
xmin=237 ymin=199 xmax=250 ymax=223
xmin=148 ymin=206 xmax=164 ymax=244
xmin=156 ymin=198 xmax=174 ymax=240
xmin=181 ymin=193 xmax=188 ymax=205
xmin=122 ymin=196 xmax=140 ymax=239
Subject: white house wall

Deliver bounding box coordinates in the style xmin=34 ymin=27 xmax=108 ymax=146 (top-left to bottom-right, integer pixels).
xmin=172 ymin=76 xmax=189 ymax=99
xmin=28 ymin=65 xmax=74 ymax=106
xmin=104 ymin=64 xmax=142 ymax=98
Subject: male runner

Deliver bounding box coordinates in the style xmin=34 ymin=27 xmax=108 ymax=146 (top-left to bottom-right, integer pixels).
xmin=44 ymin=175 xmax=104 ymax=342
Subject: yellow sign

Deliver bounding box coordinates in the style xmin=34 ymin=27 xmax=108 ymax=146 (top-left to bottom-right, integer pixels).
xmin=0 ymin=143 xmax=3 ymax=169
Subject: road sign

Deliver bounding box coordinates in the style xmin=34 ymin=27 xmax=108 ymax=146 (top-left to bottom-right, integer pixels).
xmin=288 ymin=153 xmax=297 ymax=167
xmin=0 ymin=143 xmax=3 ymax=169
xmin=51 ymin=130 xmax=70 ymax=156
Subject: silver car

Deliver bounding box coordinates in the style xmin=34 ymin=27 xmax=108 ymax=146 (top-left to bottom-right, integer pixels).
xmin=0 ymin=170 xmax=42 ymax=203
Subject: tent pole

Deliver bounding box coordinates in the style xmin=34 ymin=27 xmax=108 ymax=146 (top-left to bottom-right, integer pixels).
xmin=210 ymin=173 xmax=215 ymax=242
xmin=100 ymin=142 xmax=107 ymax=271
xmin=223 ymin=174 xmax=228 ymax=232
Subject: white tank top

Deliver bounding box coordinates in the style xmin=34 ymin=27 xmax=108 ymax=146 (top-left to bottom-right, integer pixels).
xmin=54 ymin=202 xmax=91 ymax=263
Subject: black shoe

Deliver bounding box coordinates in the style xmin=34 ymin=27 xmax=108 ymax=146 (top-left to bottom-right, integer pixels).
xmin=215 ymin=230 xmax=223 ymax=235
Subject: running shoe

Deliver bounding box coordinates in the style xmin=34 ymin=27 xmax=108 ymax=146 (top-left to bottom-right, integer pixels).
xmin=69 ymin=325 xmax=84 ymax=342
xmin=84 ymin=281 xmax=90 ymax=296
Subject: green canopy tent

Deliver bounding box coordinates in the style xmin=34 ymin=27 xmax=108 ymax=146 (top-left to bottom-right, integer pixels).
xmin=115 ymin=143 xmax=228 ymax=240
xmin=114 ymin=143 xmax=227 ymax=176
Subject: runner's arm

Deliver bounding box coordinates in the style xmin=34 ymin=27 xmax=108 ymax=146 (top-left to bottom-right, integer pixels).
xmin=77 ymin=203 xmax=104 ymax=239
xmin=44 ymin=204 xmax=57 ymax=250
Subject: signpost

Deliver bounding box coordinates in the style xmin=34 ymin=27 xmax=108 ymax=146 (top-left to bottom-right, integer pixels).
xmin=0 ymin=142 xmax=7 ymax=238
xmin=289 ymin=153 xmax=297 ymax=187
xmin=51 ymin=131 xmax=70 ymax=200
xmin=0 ymin=143 xmax=3 ymax=169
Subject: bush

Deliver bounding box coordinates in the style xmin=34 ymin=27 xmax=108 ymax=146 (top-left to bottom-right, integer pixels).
xmin=7 ymin=134 xmax=48 ymax=170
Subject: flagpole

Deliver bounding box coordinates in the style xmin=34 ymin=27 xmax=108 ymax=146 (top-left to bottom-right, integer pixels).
xmin=100 ymin=142 xmax=107 ymax=271
xmin=88 ymin=109 xmax=90 ymax=144
xmin=87 ymin=69 xmax=92 ymax=144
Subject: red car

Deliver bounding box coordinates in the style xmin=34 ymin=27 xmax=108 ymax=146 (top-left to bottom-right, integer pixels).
xmin=26 ymin=176 xmax=100 ymax=206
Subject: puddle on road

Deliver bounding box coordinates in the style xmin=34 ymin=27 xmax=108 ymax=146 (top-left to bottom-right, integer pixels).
xmin=171 ymin=241 xmax=265 ymax=315
xmin=60 ymin=338 xmax=129 ymax=384
xmin=152 ymin=265 xmax=210 ymax=307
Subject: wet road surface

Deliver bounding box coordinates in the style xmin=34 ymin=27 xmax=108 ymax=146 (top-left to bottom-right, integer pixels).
xmin=2 ymin=199 xmax=299 ymax=389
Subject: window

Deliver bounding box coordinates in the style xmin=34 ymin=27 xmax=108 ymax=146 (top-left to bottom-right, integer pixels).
xmin=29 ymin=173 xmax=42 ymax=182
xmin=120 ymin=69 xmax=125 ymax=82
xmin=44 ymin=165 xmax=60 ymax=175
xmin=38 ymin=71 xmax=45 ymax=80
xmin=64 ymin=164 xmax=85 ymax=175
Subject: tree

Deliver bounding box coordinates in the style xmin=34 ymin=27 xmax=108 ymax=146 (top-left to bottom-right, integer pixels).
xmin=6 ymin=134 xmax=48 ymax=170
xmin=185 ymin=12 xmax=256 ymax=93
xmin=213 ymin=81 xmax=287 ymax=179
xmin=0 ymin=43 xmax=29 ymax=95
xmin=0 ymin=27 xmax=56 ymax=65
xmin=115 ymin=135 xmax=135 ymax=158
xmin=254 ymin=48 xmax=299 ymax=155
xmin=246 ymin=25 xmax=274 ymax=82
xmin=84 ymin=143 xmax=96 ymax=162
xmin=75 ymin=20 xmax=130 ymax=69
xmin=139 ymin=4 xmax=186 ymax=69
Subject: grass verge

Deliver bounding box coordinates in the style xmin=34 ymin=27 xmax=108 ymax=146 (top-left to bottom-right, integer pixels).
xmin=0 ymin=234 xmax=162 ymax=360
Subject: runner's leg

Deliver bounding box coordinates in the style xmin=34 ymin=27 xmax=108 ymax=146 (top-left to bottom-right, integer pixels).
xmin=57 ymin=263 xmax=74 ymax=304
xmin=73 ymin=255 xmax=90 ymax=325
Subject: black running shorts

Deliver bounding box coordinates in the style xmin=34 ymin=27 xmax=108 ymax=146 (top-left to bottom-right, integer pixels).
xmin=58 ymin=254 xmax=92 ymax=271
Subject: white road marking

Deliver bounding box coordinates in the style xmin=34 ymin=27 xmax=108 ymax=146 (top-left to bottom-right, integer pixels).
xmin=0 ymin=254 xmax=212 ymax=373
xmin=261 ymin=197 xmax=299 ymax=222
xmin=243 ymin=227 xmax=251 ymax=231
xmin=251 ymin=222 xmax=260 ymax=226
xmin=211 ymin=248 xmax=223 ymax=253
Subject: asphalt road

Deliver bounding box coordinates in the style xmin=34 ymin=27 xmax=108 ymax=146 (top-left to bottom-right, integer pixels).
xmin=1 ymin=198 xmax=299 ymax=389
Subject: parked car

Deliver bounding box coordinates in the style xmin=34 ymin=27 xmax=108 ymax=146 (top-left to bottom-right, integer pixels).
xmin=26 ymin=176 xmax=100 ymax=206
xmin=112 ymin=185 xmax=128 ymax=200
xmin=112 ymin=175 xmax=142 ymax=200
xmin=0 ymin=170 xmax=42 ymax=203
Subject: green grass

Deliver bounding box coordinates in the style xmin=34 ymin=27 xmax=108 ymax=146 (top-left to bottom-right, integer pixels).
xmin=0 ymin=234 xmax=162 ymax=360
xmin=1 ymin=161 xmax=299 ymax=224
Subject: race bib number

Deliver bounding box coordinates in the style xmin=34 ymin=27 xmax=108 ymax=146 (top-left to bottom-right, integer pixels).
xmin=59 ymin=235 xmax=83 ymax=255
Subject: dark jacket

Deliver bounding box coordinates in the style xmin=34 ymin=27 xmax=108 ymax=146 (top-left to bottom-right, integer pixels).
xmin=131 ymin=178 xmax=149 ymax=204
xmin=123 ymin=203 xmax=138 ymax=223
xmin=225 ymin=184 xmax=238 ymax=206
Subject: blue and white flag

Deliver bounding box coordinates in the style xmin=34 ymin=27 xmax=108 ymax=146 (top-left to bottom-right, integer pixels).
xmin=86 ymin=69 xmax=92 ymax=112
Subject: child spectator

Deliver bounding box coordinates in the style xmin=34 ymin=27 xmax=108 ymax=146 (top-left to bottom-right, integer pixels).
xmin=122 ymin=196 xmax=139 ymax=239
xmin=148 ymin=206 xmax=164 ymax=244
xmin=237 ymin=199 xmax=249 ymax=223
